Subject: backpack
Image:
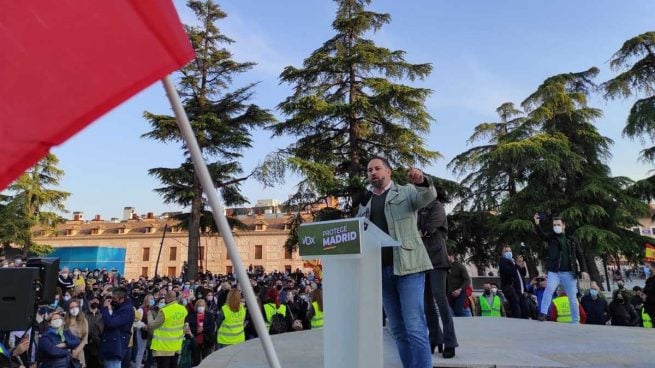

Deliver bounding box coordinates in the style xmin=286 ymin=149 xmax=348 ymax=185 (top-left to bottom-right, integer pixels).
xmin=268 ymin=307 xmax=287 ymax=335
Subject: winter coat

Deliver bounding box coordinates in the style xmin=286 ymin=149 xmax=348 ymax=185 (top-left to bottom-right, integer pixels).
xmin=357 ymin=180 xmax=436 ymax=275
xmin=417 ymin=200 xmax=449 ymax=269
xmin=609 ymin=300 xmax=638 ymax=326
xmin=37 ymin=328 xmax=81 ymax=368
xmin=534 ymin=224 xmax=588 ymax=275
xmin=185 ymin=311 xmax=216 ymax=347
xmin=499 ymin=257 xmax=527 ymax=296
xmin=100 ymin=300 xmax=135 ymax=361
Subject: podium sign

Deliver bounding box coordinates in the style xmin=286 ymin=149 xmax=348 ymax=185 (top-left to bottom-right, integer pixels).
xmin=298 ymin=218 xmax=362 ymax=256
xmin=297 ymin=217 xmax=399 ymax=368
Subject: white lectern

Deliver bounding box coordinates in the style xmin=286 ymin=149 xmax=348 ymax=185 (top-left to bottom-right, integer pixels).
xmin=298 ymin=217 xmax=400 ymax=368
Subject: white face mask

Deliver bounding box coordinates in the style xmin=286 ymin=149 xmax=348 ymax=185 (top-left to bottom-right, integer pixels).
xmin=158 ymin=302 xmax=166 ymax=309
xmin=36 ymin=314 xmax=45 ymax=323
xmin=70 ymin=308 xmax=80 ymax=317
xmin=64 ymin=295 xmax=71 ymax=301
xmin=50 ymin=319 xmax=63 ymax=329
xmin=553 ymin=225 xmax=563 ymax=234
xmin=491 ymin=287 xmax=498 ymax=294
xmin=197 ymin=306 xmax=205 ymax=314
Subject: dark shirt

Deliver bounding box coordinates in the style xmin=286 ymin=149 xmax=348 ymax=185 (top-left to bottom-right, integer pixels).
xmin=580 ymin=294 xmax=609 ymax=325
xmin=446 ymin=262 xmax=471 ymax=293
xmin=370 ymin=190 xmax=391 ymax=266
xmin=557 ymin=234 xmax=571 ymax=271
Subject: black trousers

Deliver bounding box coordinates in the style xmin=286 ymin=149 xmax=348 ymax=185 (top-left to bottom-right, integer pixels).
xmin=424 ymin=268 xmax=458 ymax=348
xmin=156 ymin=354 xmax=178 ymax=368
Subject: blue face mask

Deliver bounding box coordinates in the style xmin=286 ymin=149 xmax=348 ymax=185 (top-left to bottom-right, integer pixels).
xmin=503 ymin=251 xmax=513 ymax=260
xmin=589 ymin=289 xmax=598 ymax=298
xmin=149 ymin=299 xmax=156 ymax=307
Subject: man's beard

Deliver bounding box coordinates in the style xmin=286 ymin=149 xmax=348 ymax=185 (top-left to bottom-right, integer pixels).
xmin=370 ymin=177 xmax=384 ymax=189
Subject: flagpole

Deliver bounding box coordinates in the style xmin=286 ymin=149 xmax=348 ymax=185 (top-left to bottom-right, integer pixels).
xmin=161 ymin=75 xmax=282 ymax=368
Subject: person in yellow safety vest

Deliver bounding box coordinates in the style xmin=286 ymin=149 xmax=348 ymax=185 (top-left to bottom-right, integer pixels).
xmin=262 ymin=287 xmax=290 ymax=333
xmin=306 ymin=288 xmax=324 ymax=328
xmin=549 ymin=288 xmax=587 ymax=323
xmin=148 ymin=291 xmax=188 ymax=368
xmin=641 ymin=308 xmax=652 ymax=328
xmin=216 ymin=289 xmax=247 ymax=349
xmin=475 ymin=282 xmax=505 ymax=317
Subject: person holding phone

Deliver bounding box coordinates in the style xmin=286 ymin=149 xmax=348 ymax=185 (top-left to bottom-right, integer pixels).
xmin=533 ymin=214 xmax=588 ymax=323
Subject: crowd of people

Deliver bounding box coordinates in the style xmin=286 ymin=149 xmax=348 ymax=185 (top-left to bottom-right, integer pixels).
xmin=0 ymin=264 xmax=324 ymax=368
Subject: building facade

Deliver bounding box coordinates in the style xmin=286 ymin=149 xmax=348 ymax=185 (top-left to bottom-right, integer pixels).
xmin=33 ymin=212 xmax=308 ymax=280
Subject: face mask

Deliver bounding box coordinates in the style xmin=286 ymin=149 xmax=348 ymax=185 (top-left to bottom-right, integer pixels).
xmin=617 ymin=298 xmax=624 ymax=304
xmin=62 ymin=273 xmax=69 ymax=278
xmin=553 ymin=225 xmax=563 ymax=234
xmin=197 ymin=306 xmax=205 ymax=314
xmin=37 ymin=314 xmax=45 ymax=323
xmin=158 ymin=302 xmax=166 ymax=309
xmin=276 ymin=285 xmax=283 ymax=291
xmin=589 ymin=289 xmax=598 ymax=298
xmin=70 ymin=308 xmax=80 ymax=316
xmin=111 ymin=300 xmax=119 ymax=308
xmin=74 ymin=271 xmax=79 ymax=276
xmin=484 ymin=289 xmax=491 ymax=295
xmin=90 ymin=302 xmax=99 ymax=310
xmin=618 ymin=284 xmax=624 ymax=289
xmin=50 ymin=319 xmax=63 ymax=329
xmin=491 ymin=287 xmax=498 ymax=294
xmin=181 ymin=299 xmax=188 ymax=305
xmin=149 ymin=299 xmax=156 ymax=307
xmin=15 ymin=260 xmax=22 ymax=266
xmin=64 ymin=295 xmax=71 ymax=302
xmin=503 ymin=252 xmax=513 ymax=260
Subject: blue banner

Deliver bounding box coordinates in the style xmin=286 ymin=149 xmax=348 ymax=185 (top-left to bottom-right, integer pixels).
xmin=48 ymin=246 xmax=126 ymax=274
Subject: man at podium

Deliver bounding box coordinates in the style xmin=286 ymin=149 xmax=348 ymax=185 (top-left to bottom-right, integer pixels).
xmin=357 ymin=157 xmax=436 ymax=368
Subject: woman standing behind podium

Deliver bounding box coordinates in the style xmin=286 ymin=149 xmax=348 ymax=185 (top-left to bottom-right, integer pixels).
xmin=418 ymin=199 xmax=458 ymax=359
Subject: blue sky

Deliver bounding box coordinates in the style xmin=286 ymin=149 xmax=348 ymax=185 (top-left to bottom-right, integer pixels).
xmin=50 ymin=0 xmax=654 ymax=220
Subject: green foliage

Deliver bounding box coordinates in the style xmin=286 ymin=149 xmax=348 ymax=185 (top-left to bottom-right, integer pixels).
xmin=6 ymin=153 xmax=69 ymax=255
xmin=142 ymin=0 xmax=275 ymax=279
xmin=269 ymin=0 xmax=439 ymax=206
xmin=447 ymin=211 xmax=498 ymax=275
xmin=29 ymin=243 xmax=53 ymax=257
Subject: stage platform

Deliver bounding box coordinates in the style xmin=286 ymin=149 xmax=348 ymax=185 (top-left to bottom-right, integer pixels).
xmin=199 ymin=317 xmax=654 ymax=368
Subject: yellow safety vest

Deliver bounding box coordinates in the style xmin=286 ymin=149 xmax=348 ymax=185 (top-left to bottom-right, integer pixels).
xmin=310 ymin=301 xmax=323 ymax=329
xmin=151 ymin=302 xmax=188 ymax=352
xmin=479 ymin=295 xmax=501 ymax=317
xmin=643 ymin=309 xmax=652 ymax=328
xmin=217 ymin=304 xmax=246 ymax=345
xmin=553 ymin=296 xmax=572 ymax=323
xmin=264 ymin=303 xmax=286 ymax=329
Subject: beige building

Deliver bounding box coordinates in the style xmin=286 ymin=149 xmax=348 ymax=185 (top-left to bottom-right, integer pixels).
xmin=33 ymin=212 xmax=311 ymax=280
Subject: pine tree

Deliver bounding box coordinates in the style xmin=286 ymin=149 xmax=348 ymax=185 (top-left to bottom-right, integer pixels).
xmin=498 ymin=68 xmax=649 ymax=285
xmin=269 ymin=0 xmax=439 ymax=216
xmin=143 ymin=0 xmax=274 ymax=279
xmin=603 ymin=31 xmax=655 ymax=199
xmin=7 ymin=153 xmax=69 ymax=256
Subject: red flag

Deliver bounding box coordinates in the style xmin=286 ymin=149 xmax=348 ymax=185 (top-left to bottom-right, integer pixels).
xmin=0 ymin=0 xmax=194 ymax=190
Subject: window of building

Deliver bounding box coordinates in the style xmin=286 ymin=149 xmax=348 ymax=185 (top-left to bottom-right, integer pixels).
xmin=118 ymin=228 xmax=126 ymax=234
xmin=142 ymin=248 xmax=150 ymax=262
xmin=226 ymin=265 xmax=233 ymax=274
xmin=285 ymin=265 xmax=292 ymax=273
xmin=255 ymin=245 xmax=263 ymax=259
xmin=170 ymin=247 xmax=177 ymax=261
xmin=91 ymin=228 xmax=99 ymax=235
xmin=170 ymin=226 xmax=180 ymax=233
xmin=167 ymin=267 xmax=176 ymax=277
xmin=141 ymin=267 xmax=148 ymax=277
xmin=199 ymin=246 xmax=205 ymax=261
xmin=255 ymin=223 xmax=265 ymax=231
xmin=284 ymin=248 xmax=293 ymax=260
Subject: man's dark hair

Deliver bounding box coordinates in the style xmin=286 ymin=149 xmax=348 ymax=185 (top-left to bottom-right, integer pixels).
xmin=552 ymin=216 xmax=565 ymax=224
xmin=368 ymin=156 xmax=392 ymax=170
xmin=112 ymin=286 xmax=128 ymax=299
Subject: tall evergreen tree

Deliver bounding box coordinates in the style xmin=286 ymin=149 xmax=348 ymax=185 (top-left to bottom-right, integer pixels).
xmin=498 ymin=68 xmax=649 ymax=285
xmin=268 ymin=0 xmax=439 ymax=218
xmin=448 ymin=102 xmax=531 ymax=211
xmin=603 ymin=31 xmax=655 ymax=199
xmin=143 ymin=0 xmax=274 ymax=279
xmin=7 ymin=153 xmax=69 ymax=256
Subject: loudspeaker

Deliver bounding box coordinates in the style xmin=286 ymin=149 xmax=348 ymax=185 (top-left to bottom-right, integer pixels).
xmin=0 ymin=267 xmax=39 ymax=331
xmin=26 ymin=257 xmax=60 ymax=304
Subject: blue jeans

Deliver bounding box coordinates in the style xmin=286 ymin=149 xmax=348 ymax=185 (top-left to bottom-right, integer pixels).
xmin=540 ymin=271 xmax=579 ymax=323
xmin=449 ymin=288 xmax=472 ymax=317
xmin=382 ymin=266 xmax=432 ymax=368
xmin=104 ymin=359 xmax=122 ymax=368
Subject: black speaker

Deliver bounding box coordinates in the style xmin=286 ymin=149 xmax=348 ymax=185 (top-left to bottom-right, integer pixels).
xmin=26 ymin=257 xmax=60 ymax=304
xmin=0 ymin=267 xmax=39 ymax=331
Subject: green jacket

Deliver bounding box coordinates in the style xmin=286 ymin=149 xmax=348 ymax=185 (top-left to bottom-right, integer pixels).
xmin=358 ymin=180 xmax=436 ymax=275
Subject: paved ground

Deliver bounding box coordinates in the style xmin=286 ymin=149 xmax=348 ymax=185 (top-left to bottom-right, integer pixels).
xmin=198 ymin=317 xmax=654 ymax=368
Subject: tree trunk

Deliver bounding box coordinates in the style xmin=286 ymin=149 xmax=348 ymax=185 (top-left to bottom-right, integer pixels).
xmin=187 ymin=178 xmax=202 ymax=281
